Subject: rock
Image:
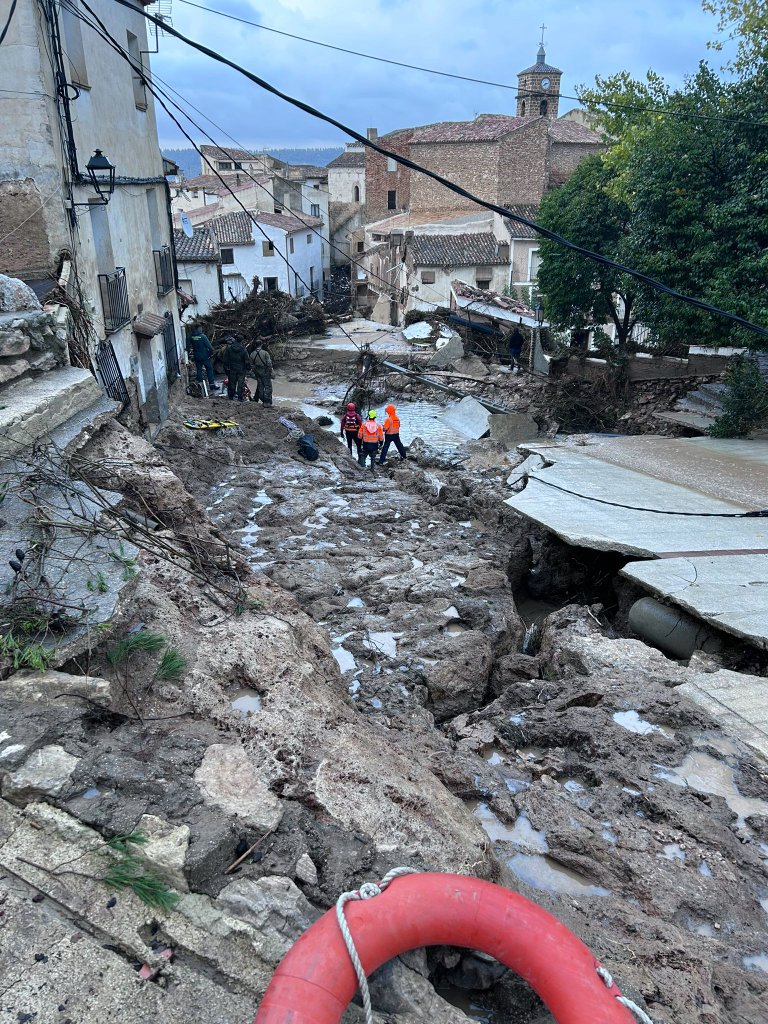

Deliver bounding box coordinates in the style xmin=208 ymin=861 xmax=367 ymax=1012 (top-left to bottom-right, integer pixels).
xmin=423 ymin=631 xmax=493 ymax=720
xmin=461 ymin=565 xmax=511 ymax=594
xmin=0 ymin=274 xmax=41 ymax=313
xmin=136 ymin=813 xmax=190 ymax=892
xmin=490 ymin=652 xmax=541 ymax=696
xmin=439 ymin=396 xmax=491 ymax=440
xmin=194 ymin=744 xmax=283 ymax=832
xmin=0 ymin=357 xmax=30 ymax=383
xmin=0 ymin=327 xmax=31 ymax=357
xmin=427 ymin=335 xmax=464 ymax=369
xmin=488 ymin=412 xmax=539 ymax=448
xmin=217 ymin=876 xmax=316 ymax=960
xmin=2 ymin=744 xmax=79 ymax=802
xmin=295 ymin=852 xmax=318 ymax=885
xmin=452 ymin=354 xmax=488 ymax=378
xmin=3 ymin=669 xmax=112 ymax=706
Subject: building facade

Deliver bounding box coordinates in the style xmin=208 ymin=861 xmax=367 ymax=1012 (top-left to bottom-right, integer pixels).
xmin=327 ymin=146 xmax=366 ymax=266
xmin=0 ymin=0 xmax=184 ymax=426
xmin=174 ymin=225 xmax=223 ymax=318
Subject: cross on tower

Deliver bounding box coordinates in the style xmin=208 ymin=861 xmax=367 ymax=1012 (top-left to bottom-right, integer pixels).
xmin=539 ymin=23 xmax=547 ymax=46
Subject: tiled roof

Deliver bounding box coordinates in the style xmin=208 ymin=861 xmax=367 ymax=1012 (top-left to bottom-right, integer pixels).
xmin=200 ymin=144 xmax=267 ymax=162
xmin=411 ymin=114 xmax=532 ymax=144
xmin=173 ymin=225 xmax=219 ymax=262
xmin=327 ymin=150 xmax=365 ymax=168
xmin=549 ymin=119 xmax=603 ymax=145
xmin=452 ymin=279 xmax=537 ymax=318
xmin=409 ymin=233 xmax=509 ymax=267
xmin=255 ymin=212 xmax=324 ymax=231
xmin=503 ymin=206 xmax=540 ymax=240
xmin=518 ymin=61 xmax=562 ymax=74
xmin=176 ymin=173 xmax=271 ymax=196
xmin=284 ymin=164 xmax=328 ymax=179
xmin=209 ymin=211 xmax=255 ymax=245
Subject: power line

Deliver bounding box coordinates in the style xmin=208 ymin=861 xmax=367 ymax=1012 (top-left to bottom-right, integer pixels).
xmin=176 ymin=0 xmax=768 ymax=131
xmin=114 ymin=0 xmax=768 ymax=341
xmin=0 ymin=0 xmax=18 ymax=47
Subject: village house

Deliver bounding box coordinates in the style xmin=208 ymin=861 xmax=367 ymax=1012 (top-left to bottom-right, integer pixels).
xmin=198 ymin=144 xmax=287 ymax=179
xmin=0 ymin=0 xmax=184 ymax=426
xmin=326 ymin=144 xmax=366 ymax=266
xmin=205 ymin=210 xmax=325 ymax=302
xmin=174 ymin=224 xmax=223 ymax=317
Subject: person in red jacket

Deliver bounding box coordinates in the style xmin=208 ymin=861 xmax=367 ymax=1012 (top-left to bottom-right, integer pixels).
xmin=378 ymin=403 xmax=407 ymax=464
xmin=339 ymin=402 xmax=363 ymax=457
xmin=357 ymin=410 xmax=384 ymax=472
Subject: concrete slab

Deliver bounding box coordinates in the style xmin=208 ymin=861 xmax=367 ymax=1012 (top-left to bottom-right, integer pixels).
xmin=678 ymin=669 xmax=768 ymax=762
xmin=0 ymin=367 xmax=102 ymax=456
xmin=621 ymin=555 xmax=768 ymax=649
xmin=489 ymin=413 xmax=538 ymax=449
xmin=439 ymin=395 xmax=491 ymax=439
xmin=505 ymin=445 xmax=768 ymax=557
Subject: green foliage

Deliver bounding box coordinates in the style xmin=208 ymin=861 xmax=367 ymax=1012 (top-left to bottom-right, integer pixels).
xmin=87 ymin=571 xmax=109 ymax=594
xmin=703 ymin=0 xmax=768 ymax=77
xmin=156 ymin=647 xmax=187 ymax=683
xmin=0 ymin=632 xmax=53 ymax=671
xmin=101 ymin=831 xmax=180 ymax=910
xmin=107 ymin=630 xmax=166 ymax=667
xmin=106 ymin=830 xmax=149 ymax=853
xmin=110 ymin=544 xmax=138 ymax=582
xmin=577 ymin=69 xmax=670 ymax=147
xmin=708 ymin=357 xmax=768 ymax=436
xmin=537 ymin=156 xmax=637 ymax=349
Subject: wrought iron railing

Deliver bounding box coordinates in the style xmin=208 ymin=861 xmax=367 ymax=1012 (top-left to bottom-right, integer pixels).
xmin=162 ymin=312 xmax=180 ymax=384
xmin=98 ymin=267 xmax=130 ymax=334
xmin=153 ymin=245 xmax=175 ymax=297
xmin=94 ymin=339 xmax=129 ymax=407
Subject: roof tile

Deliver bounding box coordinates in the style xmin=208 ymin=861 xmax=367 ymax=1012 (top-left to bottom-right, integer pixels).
xmin=409 ymin=233 xmax=509 ymax=267
xmin=327 ymin=150 xmax=366 ymax=168
xmin=410 ymin=114 xmax=534 ymax=144
xmin=503 ymin=206 xmax=540 ymax=240
xmin=173 ymin=225 xmax=219 ymax=262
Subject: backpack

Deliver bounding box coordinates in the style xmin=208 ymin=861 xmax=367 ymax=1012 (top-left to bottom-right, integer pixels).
xmin=297 ymin=433 xmax=319 ymax=461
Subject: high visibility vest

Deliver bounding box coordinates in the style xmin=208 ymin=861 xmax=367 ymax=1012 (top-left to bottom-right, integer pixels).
xmin=384 ymin=414 xmax=400 ymax=434
xmin=359 ymin=420 xmax=383 ymax=442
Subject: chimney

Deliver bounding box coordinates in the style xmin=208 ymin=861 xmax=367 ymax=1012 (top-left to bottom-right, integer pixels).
xmin=367 ymin=128 xmax=378 ymax=141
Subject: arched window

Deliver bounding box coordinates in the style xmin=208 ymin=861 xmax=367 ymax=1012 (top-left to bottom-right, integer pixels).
xmin=354 ymin=185 xmax=360 ymax=202
xmin=540 ymin=99 xmax=548 ymax=116
xmin=521 ymin=101 xmax=526 ymax=116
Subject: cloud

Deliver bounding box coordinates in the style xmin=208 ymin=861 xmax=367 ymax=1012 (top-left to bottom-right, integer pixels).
xmin=149 ymin=0 xmax=733 ymax=148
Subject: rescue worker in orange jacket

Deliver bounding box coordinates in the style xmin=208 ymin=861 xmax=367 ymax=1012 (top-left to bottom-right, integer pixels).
xmin=378 ymin=403 xmax=407 ymax=465
xmin=357 ymin=410 xmax=384 ymax=472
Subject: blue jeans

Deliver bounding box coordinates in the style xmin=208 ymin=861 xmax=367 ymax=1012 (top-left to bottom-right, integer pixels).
xmin=196 ymin=357 xmax=215 ymax=387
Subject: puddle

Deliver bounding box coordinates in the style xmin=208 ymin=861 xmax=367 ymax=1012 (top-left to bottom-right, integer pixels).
xmin=435 ymin=986 xmax=492 ymax=1023
xmin=613 ymin=710 xmax=674 ymax=739
xmin=346 ymin=597 xmax=365 ymax=609
xmin=348 ymin=678 xmax=360 ymax=697
xmin=364 ymin=631 xmax=399 ymax=658
xmin=658 ymin=842 xmax=686 ymax=862
xmin=743 ymin=954 xmax=768 ymax=974
xmin=82 ymin=787 xmax=102 ymax=800
xmin=230 ymin=688 xmax=263 ymax=716
xmin=601 ymin=825 xmax=618 ymax=844
xmin=509 ymin=713 xmax=525 ymax=725
xmin=507 ymin=812 xmax=548 ymax=853
xmin=445 ymin=621 xmax=468 ymax=635
xmin=699 ymin=861 xmax=713 ymax=878
xmin=508 ymin=854 xmax=610 ymax=897
xmin=691 ymin=921 xmax=716 ymax=938
xmin=370 ymin=697 xmax=383 ymax=710
xmin=694 ymin=733 xmax=740 ymax=757
xmin=472 ymin=802 xmax=518 ymax=843
xmin=656 ymin=752 xmax=768 ymax=827
xmin=332 ymin=647 xmax=356 ymax=673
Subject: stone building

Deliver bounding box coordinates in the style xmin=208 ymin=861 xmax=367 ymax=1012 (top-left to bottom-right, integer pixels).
xmin=327 ymin=145 xmax=366 ymax=266
xmin=0 ymin=0 xmax=184 ymax=428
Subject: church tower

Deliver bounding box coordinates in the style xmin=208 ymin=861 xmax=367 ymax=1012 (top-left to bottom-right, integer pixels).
xmin=516 ymin=32 xmax=562 ymax=119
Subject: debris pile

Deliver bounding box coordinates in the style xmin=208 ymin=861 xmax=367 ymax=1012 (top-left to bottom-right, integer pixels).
xmin=193 ymin=284 xmax=327 ymax=348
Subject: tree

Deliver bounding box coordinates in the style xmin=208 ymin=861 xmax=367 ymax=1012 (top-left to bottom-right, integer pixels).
xmin=703 ymin=0 xmax=768 ymax=77
xmin=537 ymin=157 xmax=637 ymax=351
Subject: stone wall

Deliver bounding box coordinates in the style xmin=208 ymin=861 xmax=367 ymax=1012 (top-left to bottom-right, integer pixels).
xmin=550 ymin=141 xmax=602 ymax=184
xmin=498 ymin=120 xmax=550 ymax=205
xmin=0 ymin=274 xmax=69 ymax=389
xmin=364 ymin=131 xmax=413 ymax=222
xmin=410 ymin=141 xmax=499 ymax=211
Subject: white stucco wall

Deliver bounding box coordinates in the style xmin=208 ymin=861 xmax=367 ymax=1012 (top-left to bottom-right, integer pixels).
xmin=407 ymin=264 xmax=509 ymax=314
xmin=218 ymin=221 xmax=324 ymax=301
xmin=328 ymin=165 xmax=365 ymax=205
xmin=178 ymin=261 xmax=222 ymax=316
xmin=0 ymin=0 xmax=184 ymax=424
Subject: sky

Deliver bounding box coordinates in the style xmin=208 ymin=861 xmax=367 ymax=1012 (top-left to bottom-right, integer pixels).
xmin=151 ymin=0 xmax=734 ymax=150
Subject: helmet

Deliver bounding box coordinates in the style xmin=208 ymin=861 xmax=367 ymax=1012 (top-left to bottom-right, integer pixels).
xmin=368 ymin=410 xmax=377 ymax=419
xmin=347 ymin=402 xmax=356 ymax=410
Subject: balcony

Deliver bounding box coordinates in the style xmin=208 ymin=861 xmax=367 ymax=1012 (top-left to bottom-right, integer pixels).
xmin=98 ymin=268 xmax=130 ymax=334
xmin=153 ymin=245 xmax=175 ymax=297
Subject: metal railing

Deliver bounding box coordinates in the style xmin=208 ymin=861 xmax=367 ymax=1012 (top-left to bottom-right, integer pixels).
xmin=95 ymin=339 xmax=129 ymax=407
xmin=98 ymin=267 xmax=130 ymax=334
xmin=162 ymin=312 xmax=180 ymax=384
xmin=153 ymin=245 xmax=174 ymax=297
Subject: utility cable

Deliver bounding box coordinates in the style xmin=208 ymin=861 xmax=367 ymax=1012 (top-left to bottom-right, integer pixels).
xmin=0 ymin=0 xmax=18 ymax=46
xmin=176 ymin=0 xmax=768 ymax=131
xmin=71 ymin=0 xmax=371 ymax=357
xmin=112 ymin=0 xmax=768 ymax=341
xmin=525 ymin=472 xmax=768 ymax=518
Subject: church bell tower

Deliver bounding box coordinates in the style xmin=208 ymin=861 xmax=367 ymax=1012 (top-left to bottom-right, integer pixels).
xmin=516 ymin=28 xmax=562 ymax=119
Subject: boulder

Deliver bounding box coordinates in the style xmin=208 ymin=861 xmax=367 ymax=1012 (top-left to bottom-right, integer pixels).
xmin=490 ymin=652 xmax=542 ymax=696
xmin=489 ymin=412 xmax=539 ymax=448
xmin=0 ymin=274 xmax=41 ymax=313
xmin=423 ymin=630 xmax=493 ymax=720
xmin=452 ymin=354 xmax=488 ymax=378
xmin=0 ymin=325 xmax=31 ymax=357
xmin=427 ymin=335 xmax=464 ymax=369
xmin=194 ymin=744 xmax=283 ymax=832
xmin=461 ymin=565 xmax=512 ymax=594
xmin=2 ymin=744 xmax=79 ymax=803
xmin=217 ymin=876 xmax=316 ymax=961
xmin=136 ymin=813 xmax=191 ymax=892
xmin=3 ymin=669 xmax=112 ymax=706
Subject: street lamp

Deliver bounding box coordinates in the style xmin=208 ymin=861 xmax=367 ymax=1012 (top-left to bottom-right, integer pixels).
xmin=530 ymin=301 xmax=544 ymax=372
xmin=85 ymin=149 xmax=116 ymax=203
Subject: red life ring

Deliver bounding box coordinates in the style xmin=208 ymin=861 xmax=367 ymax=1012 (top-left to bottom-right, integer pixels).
xmin=255 ymin=872 xmax=635 ymax=1024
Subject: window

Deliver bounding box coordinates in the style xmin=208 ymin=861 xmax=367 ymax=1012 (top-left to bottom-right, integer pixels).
xmin=353 ymin=185 xmax=360 ymax=202
xmin=264 ymin=277 xmax=278 ymax=291
xmin=357 ymin=240 xmax=365 ymax=253
xmin=262 ymin=240 xmax=275 ymax=257
xmin=421 ymin=271 xmax=436 ymax=284
xmin=477 ymin=279 xmax=491 ymax=291
xmin=528 ymin=247 xmax=540 ymax=281
xmin=191 ymin=190 xmax=199 ymax=199
xmin=306 ymin=234 xmax=313 ymax=244
xmin=145 ymin=189 xmax=162 ymax=249
xmin=61 ymin=1 xmax=89 ymax=87
xmin=521 ymin=101 xmax=526 ymax=116
xmin=234 ymin=162 xmax=243 ymax=170
xmin=221 ymin=248 xmax=235 ymax=265
xmin=273 ymin=207 xmax=282 ymax=214
xmin=126 ymin=31 xmax=146 ymax=109
xmin=289 ymin=237 xmax=294 ymax=254
xmin=497 ymin=242 xmax=510 ymax=262
xmin=310 ymin=203 xmax=320 ymax=217
xmin=218 ymin=161 xmax=233 ymax=171
xmin=387 ymin=157 xmax=397 ymax=172
xmin=89 ymin=200 xmax=114 ymax=274
xmin=310 ymin=266 xmax=315 ymax=290
xmin=540 ymin=99 xmax=548 ymax=116
xmin=387 ymin=190 xmax=397 ymax=210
